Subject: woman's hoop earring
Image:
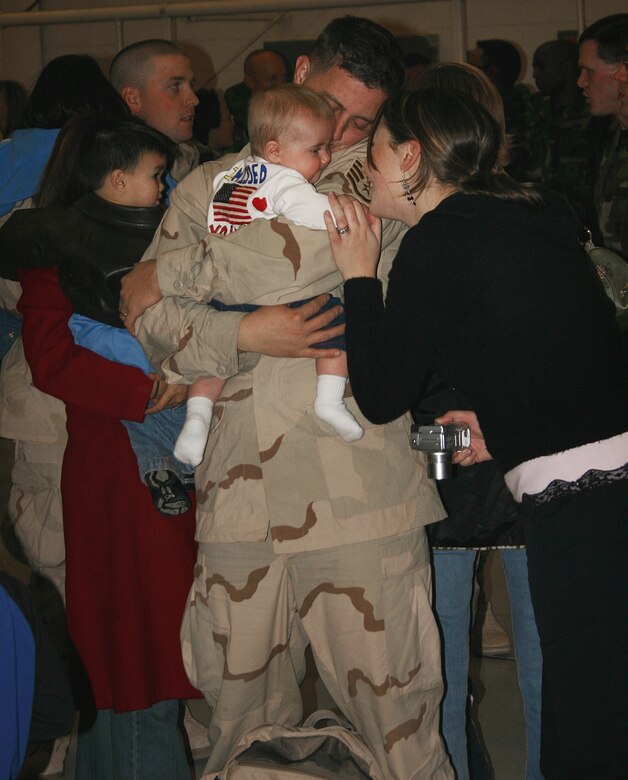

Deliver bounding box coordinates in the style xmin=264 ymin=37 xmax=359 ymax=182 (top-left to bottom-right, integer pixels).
xmin=401 ymin=172 xmax=416 ymax=205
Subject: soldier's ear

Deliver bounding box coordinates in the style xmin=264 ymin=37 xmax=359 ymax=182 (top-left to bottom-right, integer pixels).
xmin=293 ymin=56 xmax=310 ymax=85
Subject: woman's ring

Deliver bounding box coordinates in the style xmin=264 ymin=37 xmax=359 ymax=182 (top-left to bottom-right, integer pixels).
xmin=120 ymin=311 xmax=128 ymax=319
xmin=336 ymin=226 xmax=350 ymax=236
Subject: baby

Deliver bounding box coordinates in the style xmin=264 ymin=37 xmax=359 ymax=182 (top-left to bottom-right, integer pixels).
xmin=173 ymin=83 xmax=364 ymax=468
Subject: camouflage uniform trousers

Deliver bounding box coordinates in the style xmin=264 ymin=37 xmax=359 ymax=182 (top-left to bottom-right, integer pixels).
xmin=7 ymin=436 xmax=67 ymax=601
xmin=182 ymin=527 xmax=453 ymax=780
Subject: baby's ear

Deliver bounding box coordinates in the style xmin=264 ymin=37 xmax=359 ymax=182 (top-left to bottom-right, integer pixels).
xmin=264 ymin=139 xmax=282 ymax=163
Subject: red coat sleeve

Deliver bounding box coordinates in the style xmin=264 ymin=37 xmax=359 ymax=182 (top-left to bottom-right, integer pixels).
xmin=18 ymin=268 xmax=153 ymax=423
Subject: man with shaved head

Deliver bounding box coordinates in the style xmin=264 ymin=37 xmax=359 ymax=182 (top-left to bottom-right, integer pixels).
xmin=110 ymin=39 xmax=199 ymax=183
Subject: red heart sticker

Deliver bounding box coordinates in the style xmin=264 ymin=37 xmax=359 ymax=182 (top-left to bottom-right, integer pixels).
xmin=252 ymin=197 xmax=267 ymax=212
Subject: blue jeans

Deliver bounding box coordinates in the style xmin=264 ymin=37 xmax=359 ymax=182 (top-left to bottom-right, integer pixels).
xmin=75 ymin=700 xmax=189 ymax=779
xmin=123 ymin=405 xmax=193 ymax=485
xmin=433 ymin=548 xmax=543 ymax=780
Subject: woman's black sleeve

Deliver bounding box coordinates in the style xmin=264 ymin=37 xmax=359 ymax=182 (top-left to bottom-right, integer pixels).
xmin=343 ymin=228 xmax=445 ymax=424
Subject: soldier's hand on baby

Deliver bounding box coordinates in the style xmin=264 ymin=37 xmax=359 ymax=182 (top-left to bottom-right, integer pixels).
xmin=120 ymin=260 xmax=163 ymax=335
xmin=238 ymin=294 xmax=344 ymax=359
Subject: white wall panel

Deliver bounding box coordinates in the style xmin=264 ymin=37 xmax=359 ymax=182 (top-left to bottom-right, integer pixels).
xmin=0 ymin=1 xmax=621 ymax=94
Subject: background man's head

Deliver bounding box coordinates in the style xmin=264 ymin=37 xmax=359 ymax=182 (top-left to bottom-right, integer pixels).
xmin=243 ymin=50 xmax=287 ymax=92
xmin=469 ymin=39 xmax=522 ymax=92
xmin=292 ymin=16 xmax=404 ymax=152
xmin=578 ymin=14 xmax=628 ymax=117
xmin=109 ymin=39 xmax=198 ymax=144
xmin=533 ymin=39 xmax=579 ymax=99
xmin=404 ymin=52 xmax=431 ymax=91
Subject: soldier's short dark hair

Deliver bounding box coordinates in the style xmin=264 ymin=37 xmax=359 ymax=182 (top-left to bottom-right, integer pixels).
xmin=307 ymin=16 xmax=405 ymax=98
xmin=109 ymin=39 xmax=187 ymax=92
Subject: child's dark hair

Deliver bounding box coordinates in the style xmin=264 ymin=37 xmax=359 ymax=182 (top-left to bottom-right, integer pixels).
xmin=36 ymin=114 xmax=176 ymax=208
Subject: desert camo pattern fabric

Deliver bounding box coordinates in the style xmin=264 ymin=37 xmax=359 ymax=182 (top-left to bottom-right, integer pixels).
xmin=138 ymin=140 xmax=450 ymax=779
xmin=183 ymin=530 xmax=451 ymax=779
xmin=0 ymin=278 xmax=67 ymax=599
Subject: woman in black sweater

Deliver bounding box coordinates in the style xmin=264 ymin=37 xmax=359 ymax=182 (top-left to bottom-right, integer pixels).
xmin=324 ymin=88 xmax=628 ymax=780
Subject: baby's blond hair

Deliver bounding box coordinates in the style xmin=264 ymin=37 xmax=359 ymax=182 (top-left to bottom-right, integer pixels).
xmin=248 ymin=83 xmax=334 ymax=156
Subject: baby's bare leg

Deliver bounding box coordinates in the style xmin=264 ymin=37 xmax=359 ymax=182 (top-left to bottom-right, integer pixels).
xmin=314 ymin=352 xmax=364 ymax=442
xmin=174 ymin=378 xmax=225 ymax=467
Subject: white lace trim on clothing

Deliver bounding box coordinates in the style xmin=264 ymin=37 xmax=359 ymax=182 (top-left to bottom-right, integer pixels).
xmin=504 ymin=431 xmax=628 ymax=503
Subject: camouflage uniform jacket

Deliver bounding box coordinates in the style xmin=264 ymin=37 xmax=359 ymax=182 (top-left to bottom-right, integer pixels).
xmin=0 ymin=248 xmax=66 ymax=446
xmin=138 ymin=139 xmax=445 ymax=552
xmin=525 ymin=93 xmax=602 ymax=188
xmin=594 ymin=122 xmax=628 ymax=260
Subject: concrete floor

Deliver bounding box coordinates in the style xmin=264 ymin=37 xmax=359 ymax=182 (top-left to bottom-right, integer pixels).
xmin=1 ymin=435 xmax=528 ymax=779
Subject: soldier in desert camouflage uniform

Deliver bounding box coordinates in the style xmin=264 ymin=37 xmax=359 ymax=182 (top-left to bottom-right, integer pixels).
xmin=122 ymin=17 xmax=453 ymax=780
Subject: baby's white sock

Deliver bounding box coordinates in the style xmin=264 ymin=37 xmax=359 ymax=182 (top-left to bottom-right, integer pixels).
xmin=174 ymin=397 xmax=214 ymax=467
xmin=314 ymin=375 xmax=364 ymax=442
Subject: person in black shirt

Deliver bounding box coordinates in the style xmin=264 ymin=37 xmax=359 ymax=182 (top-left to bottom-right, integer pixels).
xmin=324 ymin=88 xmax=628 ymax=780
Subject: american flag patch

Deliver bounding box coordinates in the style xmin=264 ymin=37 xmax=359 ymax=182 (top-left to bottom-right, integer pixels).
xmin=212 ymin=182 xmax=256 ymax=225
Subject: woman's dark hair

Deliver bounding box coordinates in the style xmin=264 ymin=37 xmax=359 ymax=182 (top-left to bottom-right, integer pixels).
xmin=368 ymin=88 xmax=543 ymax=207
xmin=35 ymin=114 xmax=176 ymax=208
xmin=0 ymin=80 xmax=29 ymax=137
xmin=24 ymin=54 xmax=128 ymax=130
xmin=415 ymin=62 xmax=510 ymax=168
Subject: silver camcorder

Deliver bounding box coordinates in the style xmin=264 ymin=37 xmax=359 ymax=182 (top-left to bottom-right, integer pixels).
xmin=410 ymin=423 xmax=471 ymax=480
